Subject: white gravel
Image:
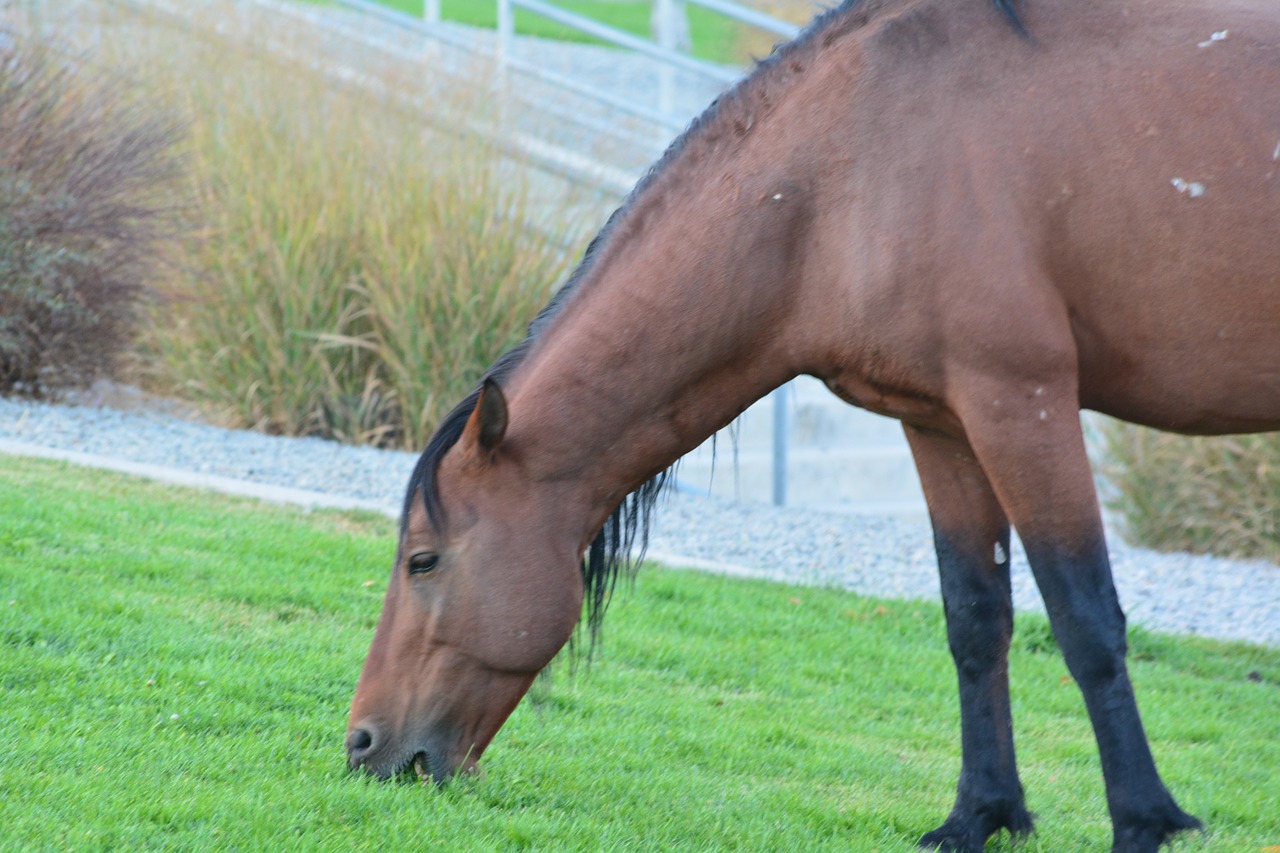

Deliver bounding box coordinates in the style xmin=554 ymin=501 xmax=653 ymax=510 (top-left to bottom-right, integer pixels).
xmin=1 ymin=392 xmax=1276 ymax=649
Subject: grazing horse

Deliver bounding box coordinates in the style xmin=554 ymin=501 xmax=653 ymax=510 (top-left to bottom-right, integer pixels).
xmin=346 ymin=0 xmax=1280 ymax=849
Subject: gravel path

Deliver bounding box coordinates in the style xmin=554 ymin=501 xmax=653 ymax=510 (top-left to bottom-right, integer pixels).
xmin=1 ymin=391 xmax=1277 ymax=648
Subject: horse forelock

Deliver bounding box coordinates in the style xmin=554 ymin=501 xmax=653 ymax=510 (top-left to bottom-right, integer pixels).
xmin=401 ymin=0 xmax=1026 ymax=644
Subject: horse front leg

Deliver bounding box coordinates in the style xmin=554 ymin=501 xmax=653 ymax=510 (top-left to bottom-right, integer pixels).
xmin=957 ymin=381 xmax=1201 ymax=853
xmin=904 ymin=425 xmax=1033 ymax=852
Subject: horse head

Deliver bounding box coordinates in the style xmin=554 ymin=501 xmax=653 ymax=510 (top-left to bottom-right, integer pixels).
xmin=345 ymin=379 xmax=585 ymax=783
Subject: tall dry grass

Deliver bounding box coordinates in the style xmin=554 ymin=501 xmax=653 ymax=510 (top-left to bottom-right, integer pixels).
xmin=1100 ymin=422 xmax=1280 ymax=562
xmin=108 ymin=7 xmax=587 ymax=449
xmin=732 ymin=0 xmax=821 ymax=59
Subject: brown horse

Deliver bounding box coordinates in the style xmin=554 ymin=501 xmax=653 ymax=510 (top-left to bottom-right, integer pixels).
xmin=346 ymin=0 xmax=1280 ymax=849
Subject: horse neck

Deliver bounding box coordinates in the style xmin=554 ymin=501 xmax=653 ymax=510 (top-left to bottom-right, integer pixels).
xmin=502 ymin=169 xmax=813 ymax=519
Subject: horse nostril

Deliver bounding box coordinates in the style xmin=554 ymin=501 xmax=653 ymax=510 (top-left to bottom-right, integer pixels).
xmin=346 ymin=727 xmax=375 ymax=763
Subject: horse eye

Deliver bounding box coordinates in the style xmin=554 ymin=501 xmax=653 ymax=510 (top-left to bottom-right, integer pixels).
xmin=408 ymin=552 xmax=440 ymax=576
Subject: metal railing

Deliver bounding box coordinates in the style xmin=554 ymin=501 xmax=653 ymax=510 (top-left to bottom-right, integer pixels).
xmin=500 ymin=0 xmax=738 ymax=83
xmin=496 ymin=0 xmax=798 ymax=123
xmin=342 ymin=0 xmax=801 ymax=193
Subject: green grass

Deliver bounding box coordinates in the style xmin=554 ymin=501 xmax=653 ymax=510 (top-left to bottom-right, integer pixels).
xmin=2 ymin=454 xmax=1278 ymax=850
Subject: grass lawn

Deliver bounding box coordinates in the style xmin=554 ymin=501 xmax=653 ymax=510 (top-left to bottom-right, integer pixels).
xmin=2 ymin=454 xmax=1278 ymax=850
xmin=364 ymin=0 xmax=753 ymax=64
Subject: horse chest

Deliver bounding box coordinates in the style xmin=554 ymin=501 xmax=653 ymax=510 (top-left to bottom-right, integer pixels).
xmin=822 ymin=371 xmax=956 ymax=433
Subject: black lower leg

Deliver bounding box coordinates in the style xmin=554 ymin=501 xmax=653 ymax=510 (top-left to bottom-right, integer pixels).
xmin=919 ymin=527 xmax=1033 ymax=852
xmin=1024 ymin=536 xmax=1200 ymax=853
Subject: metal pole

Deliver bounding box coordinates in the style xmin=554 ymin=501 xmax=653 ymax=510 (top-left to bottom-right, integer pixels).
xmin=652 ymin=0 xmax=692 ymax=121
xmin=497 ymin=0 xmax=513 ymax=68
xmin=424 ymin=0 xmax=440 ymax=24
xmin=771 ymin=384 xmax=788 ymax=506
xmin=653 ymin=0 xmax=674 ymax=119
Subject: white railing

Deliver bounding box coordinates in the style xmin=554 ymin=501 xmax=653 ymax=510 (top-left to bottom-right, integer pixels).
xmin=322 ymin=0 xmax=799 ymax=188
xmin=500 ymin=0 xmax=739 ymax=83
xmin=496 ymin=0 xmax=798 ymax=122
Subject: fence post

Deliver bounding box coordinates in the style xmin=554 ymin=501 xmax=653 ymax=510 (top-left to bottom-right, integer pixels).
xmin=496 ymin=0 xmax=514 ymax=70
xmin=424 ymin=0 xmax=440 ymax=24
xmin=651 ymin=0 xmax=690 ymax=120
xmin=772 ymin=384 xmax=788 ymax=506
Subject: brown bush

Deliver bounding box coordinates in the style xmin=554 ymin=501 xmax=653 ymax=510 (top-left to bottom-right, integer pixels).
xmin=1099 ymin=421 xmax=1280 ymax=562
xmin=0 ymin=37 xmax=184 ymax=399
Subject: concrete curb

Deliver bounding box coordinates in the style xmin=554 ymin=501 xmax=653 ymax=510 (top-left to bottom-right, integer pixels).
xmin=0 ymin=438 xmax=765 ymax=582
xmin=0 ymin=438 xmax=394 ymax=516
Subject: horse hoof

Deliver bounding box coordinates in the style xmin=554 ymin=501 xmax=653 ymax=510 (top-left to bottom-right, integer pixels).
xmin=919 ymin=806 xmax=1034 ymax=853
xmin=918 ymin=824 xmax=985 ymax=853
xmin=1111 ymin=807 xmax=1202 ymax=853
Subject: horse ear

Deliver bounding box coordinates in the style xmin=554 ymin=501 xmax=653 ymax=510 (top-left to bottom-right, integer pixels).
xmin=463 ymin=377 xmax=508 ymax=455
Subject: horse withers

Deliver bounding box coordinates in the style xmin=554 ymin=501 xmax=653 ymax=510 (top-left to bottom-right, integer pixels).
xmin=346 ymin=1 xmax=1280 ymax=850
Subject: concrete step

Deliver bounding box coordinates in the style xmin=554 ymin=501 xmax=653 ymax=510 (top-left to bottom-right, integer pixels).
xmin=677 ymin=443 xmax=925 ymax=514
xmin=697 ymin=376 xmax=908 ymax=449
xmin=677 ymin=377 xmax=927 ymax=518
xmin=675 ymin=380 xmax=1116 ymax=520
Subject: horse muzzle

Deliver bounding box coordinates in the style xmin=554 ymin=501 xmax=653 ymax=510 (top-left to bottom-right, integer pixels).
xmin=345 ymin=721 xmax=463 ymax=786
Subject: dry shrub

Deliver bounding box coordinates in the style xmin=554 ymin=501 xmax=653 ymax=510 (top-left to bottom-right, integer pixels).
xmin=0 ymin=36 xmax=183 ymax=398
xmin=732 ymin=0 xmax=822 ymax=60
xmin=1099 ymin=422 xmax=1280 ymax=562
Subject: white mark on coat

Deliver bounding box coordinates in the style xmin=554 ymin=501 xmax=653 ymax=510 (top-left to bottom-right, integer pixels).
xmin=1039 ymin=409 xmax=1048 ymax=421
xmin=1034 ymin=386 xmax=1044 ymax=397
xmin=772 ymin=193 xmax=783 ymax=201
xmin=994 ymin=542 xmax=1008 ymax=565
xmin=1171 ymin=177 xmax=1206 ymax=198
xmin=1273 ymin=139 xmax=1280 ymax=161
xmin=1198 ymin=29 xmax=1229 ymax=48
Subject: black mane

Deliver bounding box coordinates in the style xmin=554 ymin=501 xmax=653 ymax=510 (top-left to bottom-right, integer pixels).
xmin=402 ymin=0 xmax=1027 ymax=644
